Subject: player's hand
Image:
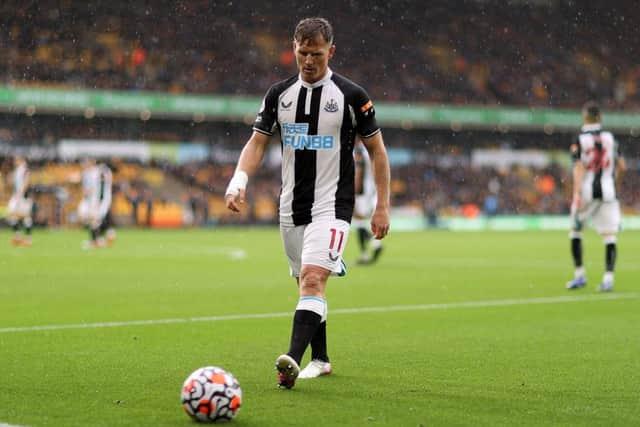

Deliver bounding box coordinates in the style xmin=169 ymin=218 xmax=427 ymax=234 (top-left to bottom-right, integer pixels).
xmin=225 ymin=171 xmax=248 ymax=213
xmin=225 ymin=189 xmax=245 ymax=213
xmin=370 ymin=206 xmax=390 ymax=240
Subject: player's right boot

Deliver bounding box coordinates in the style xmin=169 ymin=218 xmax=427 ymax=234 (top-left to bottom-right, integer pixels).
xmin=597 ymin=281 xmax=614 ymax=292
xmin=566 ymin=276 xmax=587 ymax=290
xmin=299 ymin=359 xmax=332 ymax=379
xmin=275 ymin=354 xmax=300 ymax=389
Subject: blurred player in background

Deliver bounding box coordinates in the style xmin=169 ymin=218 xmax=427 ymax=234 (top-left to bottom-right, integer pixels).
xmin=353 ymin=139 xmax=383 ymax=265
xmin=79 ymin=159 xmax=115 ymax=248
xmin=566 ymin=102 xmax=625 ymax=292
xmin=7 ymin=156 xmax=33 ymax=246
xmin=225 ymin=17 xmax=390 ymax=389
xmin=96 ymin=162 xmax=116 ymax=245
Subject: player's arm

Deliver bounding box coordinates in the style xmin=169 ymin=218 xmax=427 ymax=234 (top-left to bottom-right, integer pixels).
xmin=225 ymin=131 xmax=271 ymax=212
xmin=615 ymin=139 xmax=625 ymax=186
xmin=361 ymin=132 xmax=390 ymax=239
xmin=571 ymin=160 xmax=585 ymax=210
xmin=616 ymin=156 xmax=625 ymax=183
xmin=354 ymin=146 xmax=364 ymax=195
xmin=226 ymin=83 xmax=280 ymax=212
xmin=569 ymin=139 xmax=583 ymax=210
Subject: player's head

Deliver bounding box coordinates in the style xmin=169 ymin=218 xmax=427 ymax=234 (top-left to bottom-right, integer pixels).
xmin=293 ymin=17 xmax=335 ymax=84
xmin=582 ymin=101 xmax=601 ymax=124
xmin=14 ymin=156 xmax=26 ymax=166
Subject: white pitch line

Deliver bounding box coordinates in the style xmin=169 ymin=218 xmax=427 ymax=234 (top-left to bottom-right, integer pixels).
xmin=0 ymin=423 xmax=29 ymax=427
xmin=1 ymin=293 xmax=638 ymax=334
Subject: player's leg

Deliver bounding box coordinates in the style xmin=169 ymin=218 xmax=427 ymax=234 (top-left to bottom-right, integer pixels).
xmin=99 ymin=211 xmax=116 ymax=246
xmin=300 ymin=298 xmax=333 ymax=379
xmin=275 ymin=225 xmax=305 ymax=388
xmin=354 ymin=197 xmax=373 ymax=263
xmin=599 ymin=234 xmax=617 ymax=292
xmin=296 ymin=220 xmax=348 ymax=380
xmin=19 ymin=198 xmax=34 ymax=246
xmin=566 ymin=201 xmax=592 ymax=289
xmin=7 ymin=197 xmax=22 ymax=245
xmin=84 ymin=214 xmax=102 ymax=249
xmin=595 ymin=201 xmax=620 ymax=292
xmin=566 ymin=230 xmax=586 ymax=289
xmin=276 ymin=220 xmax=348 ymax=387
xmin=21 ymin=215 xmax=33 ymax=247
xmin=9 ymin=218 xmax=22 ymax=245
xmin=280 ymin=265 xmax=329 ymax=384
xmin=352 ymin=217 xmax=371 ymax=263
xmin=369 ymin=237 xmax=383 ymax=264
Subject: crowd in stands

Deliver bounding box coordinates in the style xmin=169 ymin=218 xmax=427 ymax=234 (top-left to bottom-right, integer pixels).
xmin=4 ymin=149 xmax=639 ymax=229
xmin=1 ymin=1 xmax=639 ymax=109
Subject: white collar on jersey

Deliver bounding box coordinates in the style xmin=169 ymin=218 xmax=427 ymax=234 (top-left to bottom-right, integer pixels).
xmin=581 ymin=123 xmax=602 ymax=132
xmin=299 ymin=68 xmax=333 ymax=89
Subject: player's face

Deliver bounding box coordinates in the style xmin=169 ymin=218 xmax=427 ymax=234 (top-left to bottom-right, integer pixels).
xmin=294 ymin=36 xmax=335 ymax=84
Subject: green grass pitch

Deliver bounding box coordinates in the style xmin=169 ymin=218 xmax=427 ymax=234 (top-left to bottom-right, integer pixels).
xmin=0 ymin=228 xmax=639 ymax=426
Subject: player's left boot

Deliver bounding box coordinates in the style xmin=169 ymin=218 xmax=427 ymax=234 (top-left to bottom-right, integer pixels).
xmin=597 ymin=281 xmax=614 ymax=292
xmin=275 ymin=354 xmax=300 ymax=389
xmin=566 ymin=276 xmax=586 ymax=290
xmin=299 ymin=359 xmax=332 ymax=379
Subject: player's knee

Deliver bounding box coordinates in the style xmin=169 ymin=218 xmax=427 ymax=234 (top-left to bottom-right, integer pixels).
xmin=602 ymin=234 xmax=617 ymax=244
xmin=569 ymin=230 xmax=582 ymax=239
xmin=299 ymin=266 xmax=328 ymax=296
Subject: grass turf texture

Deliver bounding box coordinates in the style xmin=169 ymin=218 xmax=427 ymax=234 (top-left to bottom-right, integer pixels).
xmin=0 ymin=228 xmax=639 ymax=426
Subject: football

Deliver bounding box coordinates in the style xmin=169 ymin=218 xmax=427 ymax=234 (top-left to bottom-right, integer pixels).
xmin=181 ymin=366 xmax=242 ymax=422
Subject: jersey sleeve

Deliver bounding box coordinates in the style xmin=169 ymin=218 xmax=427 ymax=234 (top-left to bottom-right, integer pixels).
xmin=351 ymin=87 xmax=380 ymax=138
xmin=253 ymin=85 xmax=279 ymax=136
xmin=570 ymin=136 xmax=581 ymax=161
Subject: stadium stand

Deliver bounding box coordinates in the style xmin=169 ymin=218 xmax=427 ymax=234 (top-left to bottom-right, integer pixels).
xmin=1 ymin=1 xmax=639 ymax=228
xmin=1 ymin=1 xmax=639 ymax=108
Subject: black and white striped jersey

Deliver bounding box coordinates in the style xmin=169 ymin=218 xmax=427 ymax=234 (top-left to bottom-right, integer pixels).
xmin=571 ymin=124 xmax=621 ymax=202
xmin=253 ymin=69 xmax=380 ymax=226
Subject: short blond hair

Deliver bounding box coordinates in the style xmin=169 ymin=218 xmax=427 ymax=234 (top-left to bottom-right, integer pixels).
xmin=294 ymin=17 xmax=334 ymax=44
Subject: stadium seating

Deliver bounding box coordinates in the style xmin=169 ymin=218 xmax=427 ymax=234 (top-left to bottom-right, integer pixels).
xmin=1 ymin=1 xmax=639 ymax=108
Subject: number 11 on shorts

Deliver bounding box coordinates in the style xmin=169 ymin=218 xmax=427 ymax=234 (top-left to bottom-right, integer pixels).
xmin=329 ymin=228 xmax=344 ymax=252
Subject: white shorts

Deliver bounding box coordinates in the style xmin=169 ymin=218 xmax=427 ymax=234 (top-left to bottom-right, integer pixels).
xmin=8 ymin=195 xmax=33 ymax=218
xmin=78 ymin=199 xmax=107 ymax=225
xmin=280 ymin=219 xmax=350 ymax=277
xmin=571 ymin=199 xmax=620 ymax=234
xmin=354 ymin=194 xmax=375 ymax=219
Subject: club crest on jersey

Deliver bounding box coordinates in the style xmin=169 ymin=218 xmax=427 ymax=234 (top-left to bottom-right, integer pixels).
xmin=282 ymin=122 xmax=334 ymax=150
xmin=324 ymin=99 xmax=339 ymax=113
xmin=280 ymin=100 xmax=293 ymax=110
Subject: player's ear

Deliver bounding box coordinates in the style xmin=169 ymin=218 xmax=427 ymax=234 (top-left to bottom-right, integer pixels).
xmin=328 ymin=44 xmax=336 ymax=59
